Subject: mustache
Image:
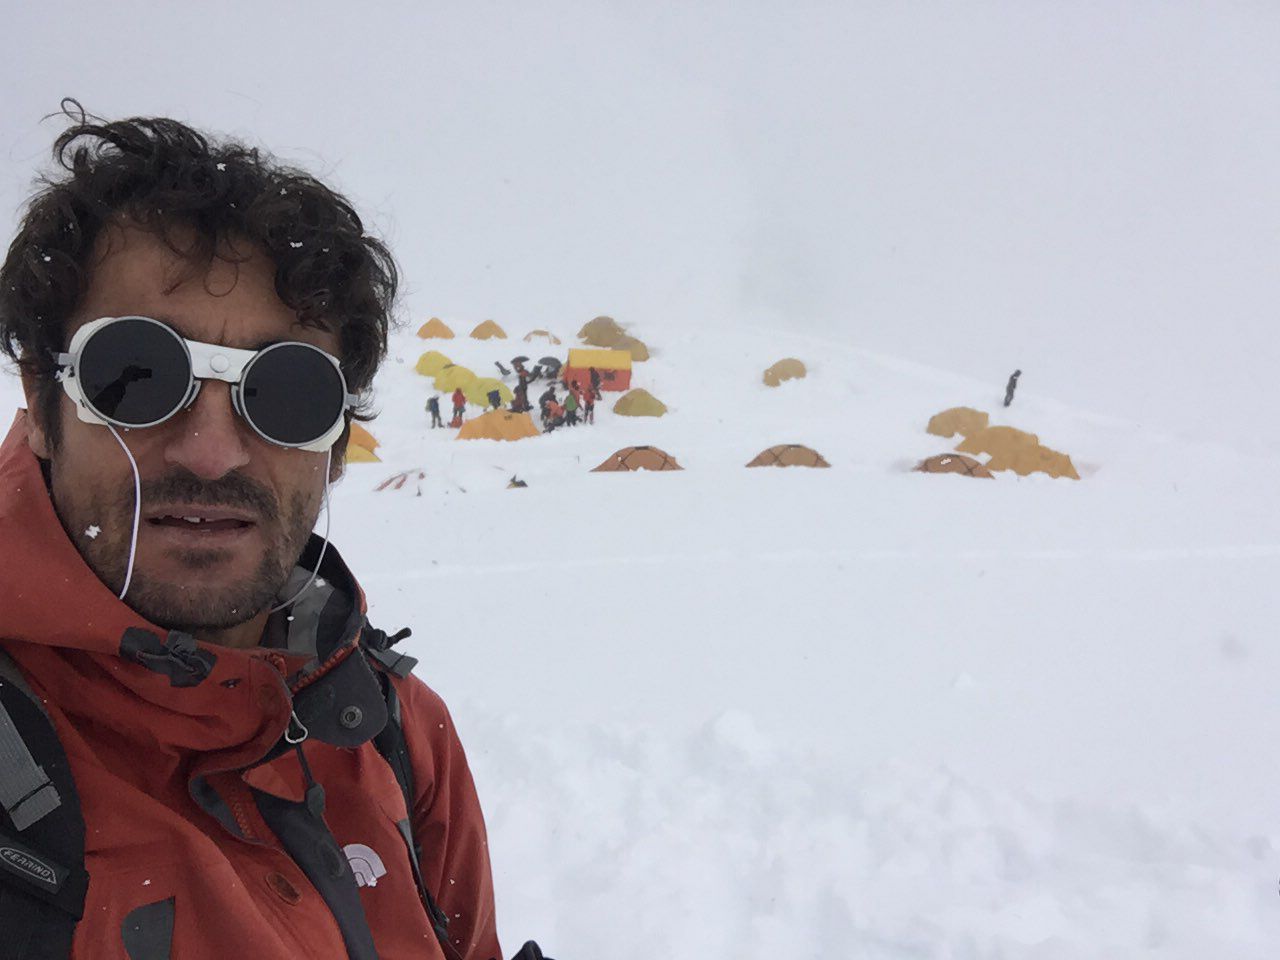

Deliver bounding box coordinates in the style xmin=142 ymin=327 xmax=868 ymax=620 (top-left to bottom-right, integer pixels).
xmin=138 ymin=470 xmax=279 ymax=519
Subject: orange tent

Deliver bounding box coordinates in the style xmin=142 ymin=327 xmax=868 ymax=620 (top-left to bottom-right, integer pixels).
xmin=456 ymin=410 xmax=539 ymax=441
xmin=416 ymin=317 xmax=455 ymax=339
xmin=470 ymin=320 xmax=507 ymax=340
xmin=914 ymin=453 xmax=993 ymax=478
xmin=591 ymin=446 xmax=683 ymax=472
xmin=746 ymin=445 xmax=831 ymax=468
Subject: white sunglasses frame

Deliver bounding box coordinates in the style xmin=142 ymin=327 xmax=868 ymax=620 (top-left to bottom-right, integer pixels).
xmin=54 ymin=315 xmax=357 ymax=452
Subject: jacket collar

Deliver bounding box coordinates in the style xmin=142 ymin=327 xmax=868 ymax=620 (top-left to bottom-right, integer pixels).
xmin=0 ymin=410 xmax=382 ymax=761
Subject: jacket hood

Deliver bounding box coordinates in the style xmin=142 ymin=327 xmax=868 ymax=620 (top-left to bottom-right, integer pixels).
xmin=0 ymin=411 xmax=155 ymax=655
xmin=0 ymin=409 xmax=379 ymax=764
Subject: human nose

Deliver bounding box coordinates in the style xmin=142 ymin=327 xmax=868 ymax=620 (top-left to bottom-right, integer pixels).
xmin=162 ymin=380 xmax=252 ymax=479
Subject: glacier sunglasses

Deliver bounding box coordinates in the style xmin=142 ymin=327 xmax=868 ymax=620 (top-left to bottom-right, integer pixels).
xmin=54 ymin=315 xmax=356 ymax=452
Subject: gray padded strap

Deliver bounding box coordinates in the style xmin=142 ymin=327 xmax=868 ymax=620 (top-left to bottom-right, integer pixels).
xmin=0 ymin=648 xmax=62 ymax=830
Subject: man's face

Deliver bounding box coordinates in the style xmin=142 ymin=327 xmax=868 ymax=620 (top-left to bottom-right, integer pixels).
xmin=24 ymin=226 xmax=342 ymax=642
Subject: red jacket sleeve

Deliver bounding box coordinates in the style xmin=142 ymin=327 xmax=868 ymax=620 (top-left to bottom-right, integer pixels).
xmin=394 ymin=676 xmax=503 ymax=960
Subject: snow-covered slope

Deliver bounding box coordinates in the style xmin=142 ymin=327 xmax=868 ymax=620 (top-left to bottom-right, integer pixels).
xmin=2 ymin=320 xmax=1277 ymax=957
xmin=339 ymin=322 xmax=1280 ymax=957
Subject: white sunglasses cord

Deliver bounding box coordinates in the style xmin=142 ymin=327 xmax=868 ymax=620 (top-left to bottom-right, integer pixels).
xmin=106 ymin=424 xmax=333 ymax=617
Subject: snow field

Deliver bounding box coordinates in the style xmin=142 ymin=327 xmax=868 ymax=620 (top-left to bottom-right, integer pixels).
xmin=333 ymin=321 xmax=1280 ymax=957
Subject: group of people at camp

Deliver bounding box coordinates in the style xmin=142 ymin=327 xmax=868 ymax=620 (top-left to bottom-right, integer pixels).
xmin=538 ymin=376 xmax=599 ymax=432
xmin=425 ymin=362 xmax=603 ymax=432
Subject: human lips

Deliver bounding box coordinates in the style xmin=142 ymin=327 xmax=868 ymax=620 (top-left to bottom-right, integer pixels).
xmin=143 ymin=504 xmax=260 ymax=536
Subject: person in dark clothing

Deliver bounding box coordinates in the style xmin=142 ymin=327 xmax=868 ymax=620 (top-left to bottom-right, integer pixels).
xmin=538 ymin=385 xmax=558 ymax=429
xmin=1004 ymin=369 xmax=1022 ymax=408
xmin=426 ymin=393 xmax=444 ymax=428
xmin=589 ymin=366 xmax=602 ymax=401
xmin=487 ymin=388 xmax=503 ymax=411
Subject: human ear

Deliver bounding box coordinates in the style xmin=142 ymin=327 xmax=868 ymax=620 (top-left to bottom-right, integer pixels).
xmin=19 ymin=370 xmax=52 ymax=459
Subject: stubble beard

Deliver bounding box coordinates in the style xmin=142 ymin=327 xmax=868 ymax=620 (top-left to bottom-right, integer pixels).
xmin=52 ymin=467 xmax=320 ymax=634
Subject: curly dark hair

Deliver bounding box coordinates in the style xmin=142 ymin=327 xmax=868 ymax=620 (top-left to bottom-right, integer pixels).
xmin=0 ymin=101 xmax=398 ymax=450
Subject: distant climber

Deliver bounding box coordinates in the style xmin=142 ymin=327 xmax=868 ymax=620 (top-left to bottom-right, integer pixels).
xmin=589 ymin=366 xmax=602 ymax=401
xmin=426 ymin=393 xmax=444 ymax=428
xmin=564 ymin=388 xmax=579 ymax=427
xmin=487 ymin=388 xmax=503 ymax=411
xmin=451 ymin=387 xmax=466 ymax=427
xmin=1004 ymin=369 xmax=1022 ymax=408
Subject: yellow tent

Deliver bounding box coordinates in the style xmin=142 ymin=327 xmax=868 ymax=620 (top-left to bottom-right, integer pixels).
xmin=763 ymin=358 xmax=807 ymax=387
xmin=927 ymin=407 xmax=989 ymax=439
xmin=433 ymin=365 xmax=478 ymax=392
xmin=416 ymin=317 xmax=455 ymax=339
xmin=613 ymin=388 xmax=667 ymax=417
xmin=578 ymin=316 xmax=626 ymax=347
xmin=470 ymin=320 xmax=507 ymax=340
xmin=346 ymin=444 xmax=380 ymax=463
xmin=463 ymin=377 xmax=515 ymax=407
xmin=615 ymin=335 xmax=650 ymax=361
xmin=956 ymin=426 xmax=1040 ymax=458
xmin=456 ymin=410 xmax=540 ymax=441
xmin=348 ymin=423 xmax=379 ymax=450
xmin=414 ymin=350 xmax=452 ymax=377
xmin=986 ymin=444 xmax=1081 ymax=480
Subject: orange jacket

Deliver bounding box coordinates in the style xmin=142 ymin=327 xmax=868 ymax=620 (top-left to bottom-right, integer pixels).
xmin=0 ymin=413 xmax=502 ymax=959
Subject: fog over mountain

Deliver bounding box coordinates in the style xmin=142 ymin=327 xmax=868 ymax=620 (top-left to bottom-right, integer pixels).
xmin=3 ymin=2 xmax=1276 ymax=445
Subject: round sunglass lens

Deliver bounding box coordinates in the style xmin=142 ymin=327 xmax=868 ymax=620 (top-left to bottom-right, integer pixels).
xmin=241 ymin=344 xmax=345 ymax=446
xmin=78 ymin=319 xmax=191 ymax=426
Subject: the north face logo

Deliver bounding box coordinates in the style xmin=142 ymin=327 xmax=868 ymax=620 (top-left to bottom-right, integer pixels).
xmin=0 ymin=846 xmax=57 ymax=888
xmin=343 ymin=843 xmax=387 ymax=888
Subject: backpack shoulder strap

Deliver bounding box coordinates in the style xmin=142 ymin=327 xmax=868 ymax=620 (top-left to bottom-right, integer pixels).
xmin=359 ymin=625 xmax=464 ymax=960
xmin=0 ymin=647 xmax=89 ymax=960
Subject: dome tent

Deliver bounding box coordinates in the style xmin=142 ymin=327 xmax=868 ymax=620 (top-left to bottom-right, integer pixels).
xmin=746 ymin=444 xmax=830 ymax=468
xmin=763 ymin=358 xmax=807 ymax=387
xmin=614 ymin=335 xmax=650 ymax=361
xmin=456 ymin=410 xmax=539 ymax=441
xmin=462 ymin=377 xmax=514 ymax=407
xmin=591 ymin=446 xmax=683 ymax=472
xmin=987 ymin=444 xmax=1080 ymax=480
xmin=927 ymin=407 xmax=989 ymax=439
xmin=613 ymin=388 xmax=667 ymax=417
xmin=470 ymin=320 xmax=507 ymax=340
xmin=577 ymin=316 xmax=626 ymax=348
xmin=433 ymin=365 xmax=478 ymax=393
xmin=956 ymin=426 xmax=1039 ymax=459
xmin=914 ymin=453 xmax=993 ymax=478
xmin=345 ymin=443 xmax=380 ymax=463
xmin=416 ymin=317 xmax=454 ymax=339
xmin=348 ymin=423 xmax=379 ymax=451
xmin=414 ymin=350 xmax=452 ymax=377
xmin=523 ymin=329 xmax=562 ymax=345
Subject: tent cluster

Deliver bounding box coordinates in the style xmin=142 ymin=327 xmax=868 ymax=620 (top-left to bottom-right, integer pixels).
xmin=590 ymin=443 xmax=832 ymax=473
xmin=418 ymin=317 xmax=560 ymax=343
xmin=920 ymin=406 xmax=1080 ymax=480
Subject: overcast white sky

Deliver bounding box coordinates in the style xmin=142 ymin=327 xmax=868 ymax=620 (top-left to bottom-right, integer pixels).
xmin=2 ymin=1 xmax=1277 ymax=449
